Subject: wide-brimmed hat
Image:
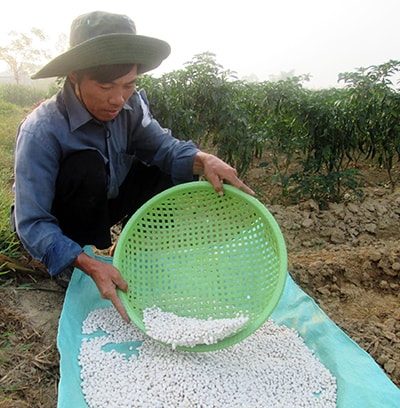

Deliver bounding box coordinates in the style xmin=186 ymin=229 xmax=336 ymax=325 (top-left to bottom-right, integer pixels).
xmin=32 ymin=11 xmax=171 ymax=79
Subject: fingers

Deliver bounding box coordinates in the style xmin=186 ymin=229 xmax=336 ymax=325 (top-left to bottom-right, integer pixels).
xmin=101 ymin=280 xmax=130 ymax=323
xmin=207 ymin=168 xmax=255 ymax=197
xmin=199 ymin=153 xmax=255 ymax=197
xmin=76 ymin=254 xmax=131 ymax=323
xmin=114 ymin=274 xmax=129 ymax=293
xmin=110 ymin=292 xmax=131 ymax=323
xmin=229 ymin=178 xmax=256 ymax=196
xmin=92 ymin=264 xmax=130 ymax=323
xmin=109 ymin=276 xmax=130 ymax=323
xmin=206 ymin=172 xmax=225 ymax=196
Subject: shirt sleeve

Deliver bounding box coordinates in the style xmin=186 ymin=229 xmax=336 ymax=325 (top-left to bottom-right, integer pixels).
xmin=13 ymin=124 xmax=83 ymax=276
xmin=129 ymin=90 xmax=200 ymax=184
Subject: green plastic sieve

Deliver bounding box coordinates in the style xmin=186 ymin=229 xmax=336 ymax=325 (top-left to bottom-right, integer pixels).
xmin=114 ymin=181 xmax=287 ymax=351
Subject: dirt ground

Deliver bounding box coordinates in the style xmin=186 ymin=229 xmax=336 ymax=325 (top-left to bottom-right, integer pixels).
xmin=0 ymin=164 xmax=399 ymax=407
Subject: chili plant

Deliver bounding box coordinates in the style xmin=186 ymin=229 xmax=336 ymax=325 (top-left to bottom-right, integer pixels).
xmin=291 ymin=87 xmax=364 ymax=204
xmin=339 ymin=60 xmax=400 ymax=191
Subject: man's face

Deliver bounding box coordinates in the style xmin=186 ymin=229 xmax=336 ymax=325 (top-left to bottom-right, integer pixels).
xmin=70 ymin=65 xmax=138 ymax=122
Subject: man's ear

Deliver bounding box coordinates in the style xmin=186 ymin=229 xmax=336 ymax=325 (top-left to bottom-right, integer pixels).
xmin=67 ymin=72 xmax=82 ymax=100
xmin=68 ymin=72 xmax=78 ymax=85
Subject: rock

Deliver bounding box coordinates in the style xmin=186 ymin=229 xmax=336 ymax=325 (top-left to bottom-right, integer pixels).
xmin=384 ymin=359 xmax=397 ymax=375
xmin=348 ymin=227 xmax=360 ymax=237
xmin=369 ymin=250 xmax=382 ymax=262
xmin=365 ymin=223 xmax=377 ymax=233
xmin=389 ymin=283 xmax=399 ymax=291
xmin=376 ymin=203 xmax=389 ymax=217
xmin=362 ymin=201 xmax=376 ymax=212
xmin=330 ymin=228 xmax=346 ymax=244
xmin=309 ymin=261 xmax=324 ymax=270
xmin=362 ymin=271 xmax=371 ymax=281
xmin=316 ymin=286 xmax=331 ymax=297
xmin=379 ymin=260 xmax=399 ymax=277
xmin=384 ymin=318 xmax=397 ymax=331
xmin=299 ymin=199 xmax=319 ymax=212
xmin=329 ymin=203 xmax=346 ymax=219
xmin=301 ymin=217 xmax=314 ymax=228
xmin=377 ymin=355 xmax=389 ymax=366
xmin=379 ymin=280 xmax=389 ymax=289
xmin=346 ymin=203 xmax=359 ymax=213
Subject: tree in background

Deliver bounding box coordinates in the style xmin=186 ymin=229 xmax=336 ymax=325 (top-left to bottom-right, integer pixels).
xmin=0 ymin=28 xmax=49 ymax=84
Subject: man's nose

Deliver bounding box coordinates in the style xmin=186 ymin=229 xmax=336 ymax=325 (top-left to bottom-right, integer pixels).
xmin=109 ymin=90 xmax=125 ymax=105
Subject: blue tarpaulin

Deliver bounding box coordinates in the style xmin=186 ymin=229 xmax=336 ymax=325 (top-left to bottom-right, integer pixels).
xmin=57 ymin=247 xmax=400 ymax=407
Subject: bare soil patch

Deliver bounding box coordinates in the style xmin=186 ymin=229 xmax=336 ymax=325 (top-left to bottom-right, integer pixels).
xmin=1 ymin=165 xmax=399 ymax=407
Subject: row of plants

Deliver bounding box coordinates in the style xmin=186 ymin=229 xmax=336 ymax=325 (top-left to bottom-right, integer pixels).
xmin=139 ymin=54 xmax=400 ymax=204
xmin=1 ymin=54 xmax=400 ymax=206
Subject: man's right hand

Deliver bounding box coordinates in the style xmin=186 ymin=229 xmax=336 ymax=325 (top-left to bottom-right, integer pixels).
xmin=73 ymin=252 xmax=130 ymax=323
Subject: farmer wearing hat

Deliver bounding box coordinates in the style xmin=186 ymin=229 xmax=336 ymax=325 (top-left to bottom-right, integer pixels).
xmin=12 ymin=11 xmax=254 ymax=322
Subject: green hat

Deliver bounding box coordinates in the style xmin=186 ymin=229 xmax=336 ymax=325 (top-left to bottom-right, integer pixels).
xmin=32 ymin=11 xmax=171 ymax=79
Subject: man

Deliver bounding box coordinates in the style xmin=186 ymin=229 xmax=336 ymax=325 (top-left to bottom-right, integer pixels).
xmin=12 ymin=11 xmax=254 ymax=322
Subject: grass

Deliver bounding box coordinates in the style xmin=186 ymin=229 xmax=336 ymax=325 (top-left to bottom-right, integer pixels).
xmin=0 ymin=101 xmax=52 ymax=280
xmin=0 ymin=84 xmax=55 ymax=263
xmin=0 ymin=105 xmax=27 ymax=262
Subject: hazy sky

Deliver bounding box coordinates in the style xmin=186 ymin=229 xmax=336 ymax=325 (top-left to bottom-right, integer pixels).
xmin=1 ymin=0 xmax=399 ymax=88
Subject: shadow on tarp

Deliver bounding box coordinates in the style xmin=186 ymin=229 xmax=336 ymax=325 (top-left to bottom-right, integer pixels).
xmin=57 ymin=247 xmax=400 ymax=407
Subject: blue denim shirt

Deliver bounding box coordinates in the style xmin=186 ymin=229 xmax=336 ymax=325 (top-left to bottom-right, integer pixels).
xmin=13 ymin=82 xmax=199 ymax=276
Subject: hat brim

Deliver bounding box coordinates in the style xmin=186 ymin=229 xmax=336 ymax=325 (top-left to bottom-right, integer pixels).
xmin=32 ymin=33 xmax=171 ymax=79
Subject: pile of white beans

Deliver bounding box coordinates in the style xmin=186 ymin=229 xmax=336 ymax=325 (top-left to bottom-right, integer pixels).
xmin=143 ymin=306 xmax=249 ymax=349
xmin=79 ymin=307 xmax=337 ymax=408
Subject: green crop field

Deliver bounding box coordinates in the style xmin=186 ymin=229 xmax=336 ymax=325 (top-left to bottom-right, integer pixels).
xmin=0 ymin=103 xmax=25 ymax=259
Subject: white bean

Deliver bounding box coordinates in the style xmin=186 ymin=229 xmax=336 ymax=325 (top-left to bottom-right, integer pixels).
xmin=143 ymin=306 xmax=249 ymax=349
xmin=78 ymin=307 xmax=337 ymax=408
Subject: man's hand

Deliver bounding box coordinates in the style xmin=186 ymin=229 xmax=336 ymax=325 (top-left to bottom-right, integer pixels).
xmin=73 ymin=252 xmax=130 ymax=323
xmin=193 ymin=152 xmax=255 ymax=196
